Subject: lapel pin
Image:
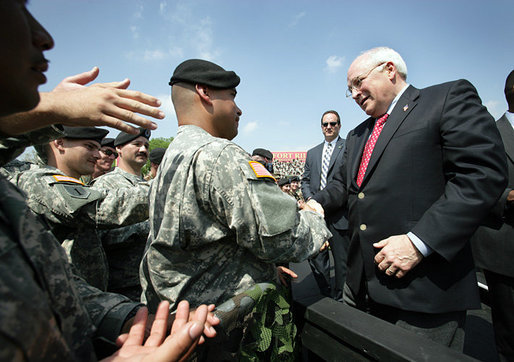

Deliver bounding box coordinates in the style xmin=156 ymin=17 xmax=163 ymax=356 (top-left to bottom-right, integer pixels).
xmin=403 ymin=104 xmax=409 ymax=112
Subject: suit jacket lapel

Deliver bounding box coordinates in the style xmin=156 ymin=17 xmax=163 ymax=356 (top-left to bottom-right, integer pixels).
xmin=328 ymin=137 xmax=344 ymax=171
xmin=497 ymin=115 xmax=514 ymax=163
xmin=361 ymin=85 xmax=419 ymax=186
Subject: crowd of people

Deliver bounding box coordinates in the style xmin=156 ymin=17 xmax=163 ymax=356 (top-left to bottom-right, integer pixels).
xmin=272 ymin=158 xmax=305 ymax=178
xmin=1 ymin=1 xmax=512 ymax=361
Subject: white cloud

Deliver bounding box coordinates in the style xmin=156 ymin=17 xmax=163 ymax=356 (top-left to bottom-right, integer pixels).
xmin=130 ymin=25 xmax=139 ymax=40
xmin=242 ymin=121 xmax=258 ymax=134
xmin=289 ymin=11 xmax=306 ymax=28
xmin=159 ymin=2 xmax=221 ymax=61
xmin=133 ymin=3 xmax=144 ymax=19
xmin=159 ymin=1 xmax=167 ymax=15
xmin=125 ymin=47 xmax=184 ymax=62
xmin=143 ymin=49 xmax=166 ymax=61
xmin=325 ymin=55 xmax=344 ymax=73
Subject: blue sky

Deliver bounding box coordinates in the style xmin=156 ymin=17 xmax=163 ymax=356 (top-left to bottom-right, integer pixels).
xmin=30 ymin=0 xmax=513 ymax=153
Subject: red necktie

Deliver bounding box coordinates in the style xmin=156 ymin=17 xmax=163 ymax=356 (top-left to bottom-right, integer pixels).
xmin=356 ymin=113 xmax=389 ymax=187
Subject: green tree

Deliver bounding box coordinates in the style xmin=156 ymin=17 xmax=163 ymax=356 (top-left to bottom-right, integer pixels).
xmin=141 ymin=136 xmax=174 ymax=176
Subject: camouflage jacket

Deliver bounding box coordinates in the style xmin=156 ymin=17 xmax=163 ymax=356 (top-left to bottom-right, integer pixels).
xmin=92 ymin=167 xmax=150 ymax=300
xmin=141 ymin=125 xmax=331 ymax=312
xmin=0 ymin=125 xmax=63 ymax=166
xmin=0 ymin=175 xmax=140 ymax=361
xmin=11 ymin=165 xmax=150 ymax=290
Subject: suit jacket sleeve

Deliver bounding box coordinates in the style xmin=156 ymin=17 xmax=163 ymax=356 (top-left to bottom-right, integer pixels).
xmin=301 ymin=150 xmax=314 ymax=200
xmin=411 ymin=80 xmax=507 ymax=261
xmin=312 ymin=141 xmax=348 ymax=213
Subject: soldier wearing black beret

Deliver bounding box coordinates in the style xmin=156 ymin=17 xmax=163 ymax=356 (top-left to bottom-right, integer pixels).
xmin=251 ymin=148 xmax=274 ymax=173
xmin=169 ymin=59 xmax=240 ymax=89
xmin=62 ymin=126 xmax=109 ymax=144
xmin=90 ymin=137 xmax=117 ymax=180
xmin=114 ymin=126 xmax=151 ymax=147
xmin=148 ymin=147 xmax=167 ymax=179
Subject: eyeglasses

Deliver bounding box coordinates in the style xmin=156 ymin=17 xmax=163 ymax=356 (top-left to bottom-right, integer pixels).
xmin=346 ymin=62 xmax=386 ymax=97
xmin=100 ymin=149 xmax=118 ymax=158
xmin=322 ymin=121 xmax=339 ymax=127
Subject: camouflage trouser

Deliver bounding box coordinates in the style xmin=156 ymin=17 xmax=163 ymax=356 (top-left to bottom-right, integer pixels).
xmin=193 ymin=283 xmax=298 ymax=361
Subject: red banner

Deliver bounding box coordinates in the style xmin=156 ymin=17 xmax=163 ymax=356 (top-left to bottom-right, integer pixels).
xmin=272 ymin=152 xmax=306 ymax=162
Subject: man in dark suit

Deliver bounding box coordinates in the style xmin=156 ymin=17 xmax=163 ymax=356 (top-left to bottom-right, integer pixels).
xmin=302 ymin=110 xmax=349 ymax=301
xmin=313 ymin=47 xmax=507 ymax=350
xmin=471 ymin=70 xmax=514 ymax=361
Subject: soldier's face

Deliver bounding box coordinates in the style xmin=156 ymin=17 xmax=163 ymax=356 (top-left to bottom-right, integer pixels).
xmin=210 ymin=88 xmax=242 ymax=140
xmin=62 ymin=139 xmax=101 ymax=176
xmin=97 ymin=146 xmax=117 ymax=172
xmin=117 ymin=136 xmax=149 ymax=169
xmin=0 ymin=0 xmax=54 ymax=117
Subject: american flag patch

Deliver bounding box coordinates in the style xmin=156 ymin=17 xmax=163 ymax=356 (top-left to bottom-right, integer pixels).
xmin=52 ymin=175 xmax=85 ymax=185
xmin=248 ymin=161 xmax=276 ymax=181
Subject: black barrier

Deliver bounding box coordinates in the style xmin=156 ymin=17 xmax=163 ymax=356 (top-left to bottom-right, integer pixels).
xmin=293 ymin=298 xmax=478 ymax=361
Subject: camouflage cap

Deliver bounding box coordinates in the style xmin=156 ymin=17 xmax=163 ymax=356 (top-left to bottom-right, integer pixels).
xmin=169 ymin=59 xmax=240 ymax=89
xmin=62 ymin=126 xmax=108 ymax=144
xmin=114 ymin=127 xmax=151 ymax=147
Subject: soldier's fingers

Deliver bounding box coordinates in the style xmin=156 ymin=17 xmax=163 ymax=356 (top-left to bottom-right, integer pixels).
xmin=54 ymin=67 xmax=99 ymax=90
xmin=115 ymin=333 xmax=129 ymax=347
xmin=145 ymin=301 xmax=170 ymax=347
xmin=91 ymin=78 xmax=131 ymax=90
xmin=152 ymin=321 xmax=203 ymax=362
xmin=92 ymin=113 xmax=158 ymax=134
xmin=171 ymin=300 xmax=190 ymax=334
xmin=123 ymin=307 xmax=149 ymax=346
xmin=114 ymin=88 xmax=163 ymax=107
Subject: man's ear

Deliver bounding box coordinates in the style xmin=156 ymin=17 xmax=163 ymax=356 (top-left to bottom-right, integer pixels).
xmin=196 ymin=84 xmax=213 ymax=104
xmin=53 ymin=138 xmax=65 ymax=153
xmin=116 ymin=146 xmax=122 ymax=157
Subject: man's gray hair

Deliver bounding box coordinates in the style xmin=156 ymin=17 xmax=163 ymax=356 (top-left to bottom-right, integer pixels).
xmin=362 ymin=47 xmax=408 ymax=80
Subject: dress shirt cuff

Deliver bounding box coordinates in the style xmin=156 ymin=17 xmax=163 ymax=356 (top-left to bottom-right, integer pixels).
xmin=407 ymin=232 xmax=433 ymax=257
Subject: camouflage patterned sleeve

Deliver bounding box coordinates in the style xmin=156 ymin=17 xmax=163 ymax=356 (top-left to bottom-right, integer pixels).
xmin=0 ymin=125 xmax=63 ymax=166
xmin=14 ymin=169 xmax=149 ymax=229
xmin=207 ymin=144 xmax=331 ymax=263
xmin=71 ymin=273 xmax=142 ymax=342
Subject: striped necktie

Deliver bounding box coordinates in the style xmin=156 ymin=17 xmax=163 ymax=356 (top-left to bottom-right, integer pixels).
xmin=320 ymin=142 xmax=333 ymax=190
xmin=356 ymin=113 xmax=389 ymax=187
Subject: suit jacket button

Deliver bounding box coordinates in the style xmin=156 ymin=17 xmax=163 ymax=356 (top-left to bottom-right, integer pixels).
xmin=360 ymin=224 xmax=367 ymax=231
xmin=358 ymin=192 xmax=365 ymax=199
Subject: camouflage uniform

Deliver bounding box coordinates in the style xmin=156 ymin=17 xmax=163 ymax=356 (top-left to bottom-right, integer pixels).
xmin=141 ymin=125 xmax=331 ymax=312
xmin=0 ymin=125 xmax=63 ymax=166
xmin=0 ymin=139 xmax=140 ymax=360
xmin=11 ymin=165 xmax=150 ymax=290
xmin=92 ymin=167 xmax=150 ymax=301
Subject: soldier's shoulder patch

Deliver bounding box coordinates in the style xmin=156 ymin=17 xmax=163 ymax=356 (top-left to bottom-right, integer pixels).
xmin=248 ymin=161 xmax=276 ymax=181
xmin=51 ymin=175 xmax=85 ymax=185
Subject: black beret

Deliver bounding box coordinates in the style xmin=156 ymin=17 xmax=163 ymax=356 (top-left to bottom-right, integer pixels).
xmin=278 ymin=178 xmax=291 ymax=187
xmin=290 ymin=175 xmax=300 ymax=182
xmin=62 ymin=126 xmax=108 ymax=144
xmin=101 ymin=137 xmax=115 ymax=149
xmin=252 ymin=148 xmax=273 ymax=161
xmin=169 ymin=59 xmax=240 ymax=89
xmin=505 ymin=70 xmax=514 ymax=96
xmin=149 ymin=147 xmax=166 ymax=164
xmin=114 ymin=127 xmax=151 ymax=147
